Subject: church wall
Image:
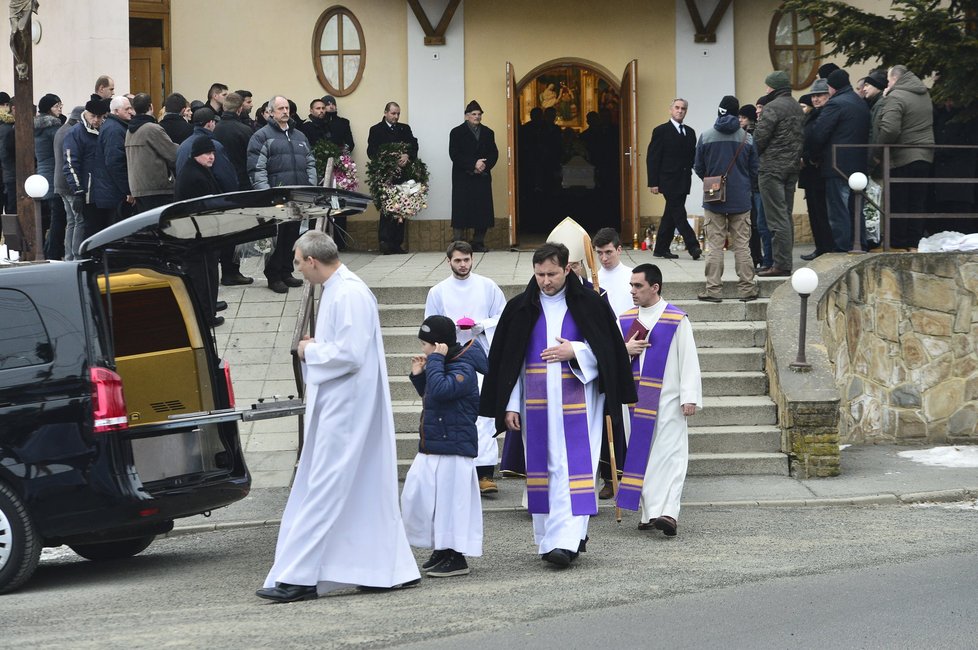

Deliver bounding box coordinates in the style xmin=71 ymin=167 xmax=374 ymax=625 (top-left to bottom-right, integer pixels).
xmin=463 ymin=0 xmax=678 ymax=239
xmin=0 ymin=1 xmax=130 ymax=113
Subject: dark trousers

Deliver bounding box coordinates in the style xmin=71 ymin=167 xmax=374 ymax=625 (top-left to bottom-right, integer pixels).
xmin=135 ymin=194 xmax=173 ymax=214
xmin=187 ymin=251 xmax=220 ymax=317
xmin=889 ymin=160 xmax=931 ymax=248
xmin=219 ymin=245 xmax=240 ymax=276
xmin=2 ymin=181 xmax=15 ymax=214
xmin=805 ymin=177 xmax=835 ymax=254
xmin=653 ymin=193 xmax=698 ymax=255
xmin=749 ymin=193 xmax=763 ymax=267
xmin=42 ymin=198 xmax=66 ymax=260
xmin=264 ymin=221 xmax=300 ymax=281
xmin=378 ymin=214 xmax=405 ymax=251
xmin=476 ymin=465 xmax=494 ymax=480
xmin=452 ymin=227 xmax=488 ymax=246
xmin=83 ymin=204 xmax=111 ymax=241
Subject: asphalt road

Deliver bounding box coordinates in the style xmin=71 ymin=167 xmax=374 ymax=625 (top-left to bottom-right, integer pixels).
xmin=3 ymin=504 xmax=977 ymax=649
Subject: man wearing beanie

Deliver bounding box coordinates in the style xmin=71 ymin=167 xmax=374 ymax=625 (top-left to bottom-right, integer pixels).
xmin=647 ymin=98 xmax=700 ymax=260
xmin=176 ymin=107 xmax=237 ymax=193
xmin=258 ymin=230 xmax=420 ymax=602
xmin=450 ymin=100 xmax=498 ymax=252
xmin=808 ymin=69 xmax=871 ymax=253
xmin=62 ymin=98 xmax=108 ymax=251
xmin=754 ymin=70 xmax=804 ymax=276
xmin=400 ymin=313 xmax=487 ymax=578
xmin=693 ymin=94 xmax=760 ymax=302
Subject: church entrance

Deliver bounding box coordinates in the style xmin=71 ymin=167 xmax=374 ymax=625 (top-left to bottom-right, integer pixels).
xmin=505 ymin=59 xmax=639 ymax=248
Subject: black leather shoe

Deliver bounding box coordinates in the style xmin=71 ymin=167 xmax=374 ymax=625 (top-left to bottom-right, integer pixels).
xmin=800 ymin=251 xmax=822 ymax=261
xmin=653 ymin=251 xmax=679 ymax=259
xmin=392 ymin=246 xmax=408 ymax=255
xmin=357 ymin=578 xmax=421 ymax=592
xmin=697 ymin=294 xmax=722 ymax=303
xmin=221 ymin=272 xmax=254 ymax=286
xmin=472 ymin=244 xmax=489 ymax=253
xmin=268 ymin=280 xmax=288 ymax=294
xmin=215 ymin=300 xmax=228 ymax=312
xmin=209 ymin=316 xmax=225 ymax=328
xmin=689 ymin=247 xmax=703 ymax=261
xmin=282 ymin=276 xmax=303 ymax=288
xmin=542 ymin=548 xmax=572 ymax=567
xmin=256 ymin=583 xmax=318 ymax=603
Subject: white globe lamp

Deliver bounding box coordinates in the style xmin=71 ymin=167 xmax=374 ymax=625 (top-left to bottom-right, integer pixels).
xmin=24 ymin=174 xmax=49 ymax=199
xmin=789 ymin=268 xmax=819 ymax=371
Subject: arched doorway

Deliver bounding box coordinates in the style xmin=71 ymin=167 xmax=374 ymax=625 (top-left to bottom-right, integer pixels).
xmin=506 ymin=58 xmax=636 ymax=247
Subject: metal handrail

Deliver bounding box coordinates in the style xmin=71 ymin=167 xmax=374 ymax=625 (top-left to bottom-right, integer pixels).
xmin=831 ymin=143 xmax=978 ymax=251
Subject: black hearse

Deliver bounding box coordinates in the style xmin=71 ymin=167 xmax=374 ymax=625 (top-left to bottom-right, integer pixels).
xmin=0 ymin=187 xmax=367 ymax=593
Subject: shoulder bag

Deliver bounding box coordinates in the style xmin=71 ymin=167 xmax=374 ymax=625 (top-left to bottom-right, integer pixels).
xmin=703 ymin=135 xmax=749 ymax=203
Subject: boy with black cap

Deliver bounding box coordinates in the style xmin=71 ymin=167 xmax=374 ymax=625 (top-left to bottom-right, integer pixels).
xmin=400 ymin=315 xmax=487 ymax=578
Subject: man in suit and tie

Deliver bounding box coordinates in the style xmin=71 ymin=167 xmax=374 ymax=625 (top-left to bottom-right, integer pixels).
xmin=367 ymin=102 xmax=420 ymax=254
xmin=647 ymin=99 xmax=701 ymax=260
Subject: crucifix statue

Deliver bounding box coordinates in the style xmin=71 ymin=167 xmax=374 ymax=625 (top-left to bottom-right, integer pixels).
xmin=9 ymin=0 xmax=38 ymax=80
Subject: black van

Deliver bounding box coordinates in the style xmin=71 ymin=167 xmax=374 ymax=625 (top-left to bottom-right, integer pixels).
xmin=0 ymin=187 xmax=368 ymax=593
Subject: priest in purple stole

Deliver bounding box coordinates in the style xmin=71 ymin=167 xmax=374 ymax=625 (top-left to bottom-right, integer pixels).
xmin=481 ymin=243 xmax=636 ymax=567
xmin=616 ymin=263 xmax=702 ymax=537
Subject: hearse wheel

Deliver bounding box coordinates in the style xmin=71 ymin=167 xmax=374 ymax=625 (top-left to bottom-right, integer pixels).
xmin=0 ymin=482 xmax=42 ymax=594
xmin=70 ymin=535 xmax=157 ymax=562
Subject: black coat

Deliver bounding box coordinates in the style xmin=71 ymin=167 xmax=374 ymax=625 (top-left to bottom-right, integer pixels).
xmin=449 ymin=122 xmax=498 ymax=229
xmin=174 ymin=158 xmax=221 ymax=201
xmin=932 ymin=105 xmax=977 ymax=206
xmin=300 ymin=113 xmax=355 ymax=152
xmin=807 ymin=85 xmax=870 ymax=178
xmin=366 ymin=119 xmax=418 ymax=160
xmin=479 ymin=272 xmax=638 ymax=435
xmin=646 ymin=120 xmax=696 ymax=196
xmin=160 ymin=113 xmax=193 ymax=145
xmin=213 ymin=112 xmax=254 ymax=191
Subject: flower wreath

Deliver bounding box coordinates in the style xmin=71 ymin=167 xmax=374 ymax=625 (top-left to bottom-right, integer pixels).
xmin=365 ymin=142 xmax=430 ymax=219
xmin=312 ymin=140 xmax=359 ymax=191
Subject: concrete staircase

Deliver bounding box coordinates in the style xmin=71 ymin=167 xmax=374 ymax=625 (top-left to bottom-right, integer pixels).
xmin=375 ymin=279 xmax=788 ymax=479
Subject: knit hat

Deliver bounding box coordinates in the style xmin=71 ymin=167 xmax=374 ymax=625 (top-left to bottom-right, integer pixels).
xmin=418 ymin=315 xmax=457 ymax=346
xmin=191 ymin=136 xmax=216 ymax=157
xmin=465 ymin=99 xmax=483 ymax=114
xmin=38 ymin=93 xmax=61 ymax=115
xmin=322 ymin=95 xmax=337 ymax=106
xmin=192 ymin=107 xmax=216 ymax=126
xmin=0 ymin=91 xmax=10 ymax=104
xmin=863 ymin=72 xmax=887 ymax=91
xmin=764 ymin=70 xmax=791 ymax=91
xmin=737 ymin=104 xmax=757 ymax=122
xmin=818 ymin=63 xmax=840 ymax=79
xmin=809 ymin=78 xmax=830 ymax=95
xmin=717 ymin=95 xmax=740 ymax=116
xmin=826 ymin=69 xmax=850 ymax=91
xmin=190 ymin=100 xmax=205 ymax=111
xmin=799 ymin=94 xmax=814 ymax=108
xmin=85 ymin=97 xmax=110 ymax=115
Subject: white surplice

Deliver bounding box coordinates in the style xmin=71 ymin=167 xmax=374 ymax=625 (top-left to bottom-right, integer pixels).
xmin=400 ymin=454 xmax=483 ymax=557
xmin=425 ymin=273 xmax=506 ymax=466
xmin=263 ymin=264 xmax=420 ymax=593
xmin=598 ymin=262 xmax=633 ymax=319
xmin=624 ymin=299 xmax=702 ymax=524
xmin=506 ymin=288 xmax=604 ymax=555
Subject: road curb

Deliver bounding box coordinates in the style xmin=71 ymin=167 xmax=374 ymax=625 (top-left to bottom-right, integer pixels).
xmin=166 ymin=488 xmax=978 ymax=536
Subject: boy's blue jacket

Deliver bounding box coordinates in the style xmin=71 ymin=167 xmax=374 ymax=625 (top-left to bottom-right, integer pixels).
xmin=409 ymin=341 xmax=488 ymax=457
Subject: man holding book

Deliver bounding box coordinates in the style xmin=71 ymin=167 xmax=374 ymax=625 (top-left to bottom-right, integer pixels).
xmin=616 ymin=263 xmax=702 ymax=537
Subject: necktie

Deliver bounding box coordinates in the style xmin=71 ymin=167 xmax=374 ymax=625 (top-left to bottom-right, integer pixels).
xmin=680 ymin=125 xmax=686 ymax=137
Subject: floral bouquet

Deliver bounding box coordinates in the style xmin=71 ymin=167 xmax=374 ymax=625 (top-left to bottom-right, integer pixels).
xmin=312 ymin=140 xmax=358 ymax=191
xmin=366 ymin=142 xmax=430 ymax=220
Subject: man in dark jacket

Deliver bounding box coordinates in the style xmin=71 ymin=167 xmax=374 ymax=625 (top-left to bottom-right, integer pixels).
xmin=55 ymin=105 xmax=83 ymax=260
xmin=647 ymin=98 xmax=700 ymax=260
xmin=211 ymin=92 xmax=255 ymax=287
xmin=176 ymin=108 xmax=237 ymax=193
xmin=367 ymin=101 xmax=419 ymax=254
xmin=480 ymin=242 xmax=636 ymax=567
xmin=754 ymin=71 xmax=804 ymax=276
xmin=798 ymin=79 xmax=836 ymax=260
xmin=693 ymin=96 xmax=760 ymax=303
xmin=300 ymin=96 xmax=355 ymax=153
xmin=449 ymin=100 xmax=497 ymax=252
xmin=247 ymin=95 xmax=317 ymax=293
xmin=0 ymin=97 xmax=17 ymax=214
xmin=90 ymin=95 xmax=135 ymax=230
xmin=808 ymin=69 xmax=871 ymax=253
xmin=160 ymin=93 xmax=193 ymax=145
xmin=174 ymin=136 xmax=225 ymax=328
xmin=63 ymin=98 xmax=109 ymax=246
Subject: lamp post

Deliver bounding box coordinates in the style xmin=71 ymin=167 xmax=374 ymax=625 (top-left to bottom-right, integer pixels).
xmin=789 ymin=267 xmax=819 ymax=371
xmin=24 ymin=174 xmax=48 ymax=261
xmin=848 ymin=171 xmax=868 ymax=254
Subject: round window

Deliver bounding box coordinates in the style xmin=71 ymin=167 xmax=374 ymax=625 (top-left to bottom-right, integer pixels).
xmin=769 ymin=9 xmax=821 ymax=90
xmin=312 ymin=6 xmax=365 ymax=97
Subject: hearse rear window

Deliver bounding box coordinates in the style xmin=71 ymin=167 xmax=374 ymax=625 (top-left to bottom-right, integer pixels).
xmin=0 ymin=289 xmax=53 ymax=369
xmin=102 ymin=287 xmax=192 ymax=357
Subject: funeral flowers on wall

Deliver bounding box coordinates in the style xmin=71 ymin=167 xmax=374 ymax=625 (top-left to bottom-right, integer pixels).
xmin=365 ymin=142 xmax=429 ymax=221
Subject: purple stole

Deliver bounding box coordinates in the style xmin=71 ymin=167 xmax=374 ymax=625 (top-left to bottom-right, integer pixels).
xmin=615 ymin=303 xmax=686 ymax=512
xmin=524 ymin=309 xmax=596 ymax=516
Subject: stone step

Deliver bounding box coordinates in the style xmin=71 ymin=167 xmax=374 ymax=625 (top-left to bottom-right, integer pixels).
xmin=392 ymin=395 xmax=777 ymax=433
xmin=393 ymin=451 xmax=788 ymax=480
xmin=384 ymin=347 xmax=765 ymax=376
xmin=385 ymin=370 xmax=767 ymax=402
xmin=378 ymin=299 xmax=768 ymax=327
xmin=380 ymin=321 xmax=767 ymax=353
xmin=394 ymin=425 xmax=781 ymax=459
xmin=370 ymin=277 xmax=787 ymax=305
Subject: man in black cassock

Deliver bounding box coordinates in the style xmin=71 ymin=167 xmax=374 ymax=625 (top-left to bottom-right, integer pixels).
xmin=367 ymin=101 xmax=419 ymax=255
xmin=449 ymin=100 xmax=498 ymax=252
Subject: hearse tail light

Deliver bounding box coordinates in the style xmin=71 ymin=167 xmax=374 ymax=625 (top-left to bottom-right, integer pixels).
xmin=90 ymin=367 xmax=129 ymax=433
xmin=223 ymin=361 xmax=236 ymax=408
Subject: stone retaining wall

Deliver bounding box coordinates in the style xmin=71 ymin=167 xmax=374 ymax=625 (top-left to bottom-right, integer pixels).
xmin=820 ymin=253 xmax=978 ymax=444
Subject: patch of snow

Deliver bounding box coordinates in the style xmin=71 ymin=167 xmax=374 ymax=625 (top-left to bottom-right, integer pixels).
xmin=40 ymin=545 xmax=77 ymax=562
xmin=911 ymin=500 xmax=978 ymax=511
xmin=839 ymin=444 xmax=851 ymax=451
xmin=897 ymin=446 xmax=978 ymax=468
